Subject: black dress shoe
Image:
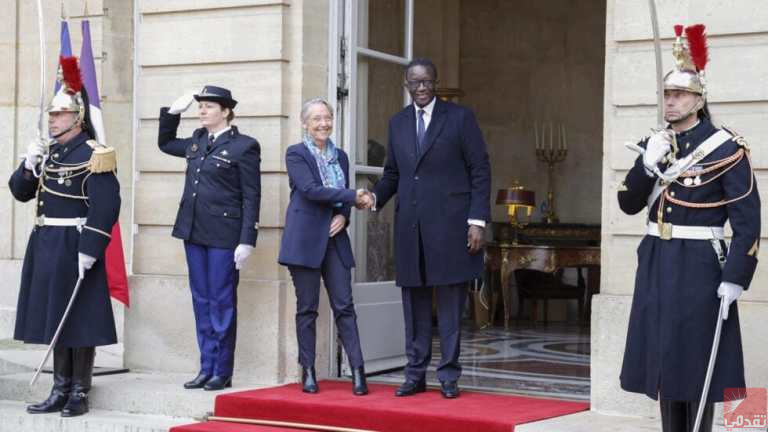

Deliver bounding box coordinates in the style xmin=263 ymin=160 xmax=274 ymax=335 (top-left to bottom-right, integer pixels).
xmin=60 ymin=392 xmax=89 ymax=417
xmin=203 ymin=375 xmax=232 ymax=391
xmin=27 ymin=391 xmax=69 ymax=414
xmin=440 ymin=381 xmax=460 ymax=399
xmin=302 ymin=366 xmax=318 ymax=393
xmin=394 ymin=380 xmax=426 ymax=397
xmin=184 ymin=373 xmax=212 ymax=389
xmin=351 ymin=366 xmax=368 ymax=396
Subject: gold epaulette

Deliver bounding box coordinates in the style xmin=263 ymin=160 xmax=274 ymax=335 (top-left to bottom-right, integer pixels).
xmin=87 ymin=139 xmax=117 ymax=173
xmin=721 ymin=125 xmax=749 ymax=150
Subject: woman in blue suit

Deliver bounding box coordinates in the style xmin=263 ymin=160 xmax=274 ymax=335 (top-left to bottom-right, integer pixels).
xmin=278 ymin=98 xmax=371 ymax=395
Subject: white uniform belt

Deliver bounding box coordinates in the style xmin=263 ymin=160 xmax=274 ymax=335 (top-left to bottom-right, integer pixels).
xmin=35 ymin=216 xmax=86 ymax=227
xmin=647 ymin=222 xmax=724 ymax=240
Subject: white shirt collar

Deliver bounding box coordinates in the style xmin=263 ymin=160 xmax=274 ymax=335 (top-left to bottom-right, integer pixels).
xmin=208 ymin=126 xmax=232 ymax=141
xmin=413 ymin=96 xmax=436 ymax=117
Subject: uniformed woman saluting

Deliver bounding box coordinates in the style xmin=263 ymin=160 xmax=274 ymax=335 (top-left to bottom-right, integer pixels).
xmin=158 ymin=86 xmax=261 ymax=391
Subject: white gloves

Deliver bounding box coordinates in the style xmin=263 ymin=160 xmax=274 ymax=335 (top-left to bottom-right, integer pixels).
xmin=168 ymin=91 xmax=197 ymax=115
xmin=24 ymin=140 xmax=46 ymax=171
xmin=78 ymin=253 xmax=97 ymax=279
xmin=643 ymin=129 xmax=673 ymax=174
xmin=717 ymin=282 xmax=744 ymax=320
xmin=234 ymin=244 xmax=254 ymax=270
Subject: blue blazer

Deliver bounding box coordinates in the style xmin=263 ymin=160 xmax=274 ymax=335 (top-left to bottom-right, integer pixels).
xmin=158 ymin=108 xmax=262 ymax=249
xmin=372 ymin=98 xmax=491 ymax=287
xmin=278 ymin=143 xmax=356 ymax=269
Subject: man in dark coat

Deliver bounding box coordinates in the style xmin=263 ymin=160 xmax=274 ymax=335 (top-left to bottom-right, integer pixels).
xmin=618 ymin=25 xmax=760 ymax=432
xmin=9 ymin=56 xmax=120 ymax=417
xmin=371 ymin=58 xmax=491 ymax=398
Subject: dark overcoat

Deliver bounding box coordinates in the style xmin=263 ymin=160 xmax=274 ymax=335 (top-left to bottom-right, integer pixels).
xmin=278 ymin=143 xmax=355 ymax=270
xmin=9 ymin=132 xmax=120 ymax=347
xmin=618 ymin=119 xmax=760 ymax=402
xmin=158 ymin=107 xmax=261 ymax=249
xmin=372 ymin=98 xmax=491 ymax=288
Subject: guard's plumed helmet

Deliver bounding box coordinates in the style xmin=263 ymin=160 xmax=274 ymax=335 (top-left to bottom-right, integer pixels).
xmin=46 ymin=56 xmax=85 ymax=120
xmin=663 ymin=24 xmax=708 ymax=98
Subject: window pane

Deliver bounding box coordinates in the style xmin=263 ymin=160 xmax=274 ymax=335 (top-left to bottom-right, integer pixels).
xmin=358 ymin=0 xmax=405 ymax=57
xmin=354 ymin=174 xmax=396 ymax=282
xmin=356 ymin=56 xmax=405 ymax=167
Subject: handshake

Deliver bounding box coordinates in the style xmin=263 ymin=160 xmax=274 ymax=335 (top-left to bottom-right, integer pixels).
xmin=355 ymin=189 xmax=374 ymax=210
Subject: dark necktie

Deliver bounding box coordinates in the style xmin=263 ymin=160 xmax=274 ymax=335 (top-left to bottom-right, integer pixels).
xmin=416 ymin=109 xmax=426 ymax=154
xmin=206 ymin=134 xmax=214 ymax=152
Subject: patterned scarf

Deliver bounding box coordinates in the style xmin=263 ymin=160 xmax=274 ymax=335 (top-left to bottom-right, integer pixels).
xmin=304 ymin=136 xmax=345 ymax=206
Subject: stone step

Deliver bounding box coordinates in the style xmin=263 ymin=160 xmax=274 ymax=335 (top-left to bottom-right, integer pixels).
xmin=0 ymin=370 xmax=269 ymax=420
xmin=0 ymin=400 xmax=192 ymax=432
xmin=516 ymin=410 xmax=730 ymax=432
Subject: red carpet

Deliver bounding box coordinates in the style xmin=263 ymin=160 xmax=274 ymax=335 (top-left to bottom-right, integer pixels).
xmin=170 ymin=421 xmax=310 ymax=431
xmin=172 ymin=381 xmax=589 ymax=432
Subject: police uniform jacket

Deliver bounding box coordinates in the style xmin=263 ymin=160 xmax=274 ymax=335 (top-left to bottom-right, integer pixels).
xmin=158 ymin=108 xmax=261 ymax=249
xmin=372 ymin=98 xmax=491 ymax=287
xmin=8 ymin=131 xmax=120 ymax=347
xmin=278 ymin=143 xmax=355 ymax=270
xmin=618 ymin=118 xmax=760 ymax=402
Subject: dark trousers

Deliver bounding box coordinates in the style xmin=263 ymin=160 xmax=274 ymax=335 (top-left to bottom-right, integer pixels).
xmin=184 ymin=241 xmax=239 ymax=376
xmin=660 ymin=400 xmax=713 ymax=432
xmin=289 ymin=240 xmax=364 ymax=369
xmin=402 ymin=283 xmax=467 ymax=383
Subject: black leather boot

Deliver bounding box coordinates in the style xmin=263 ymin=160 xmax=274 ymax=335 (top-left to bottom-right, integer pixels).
xmin=301 ymin=366 xmax=318 ymax=393
xmin=686 ymin=401 xmax=713 ymax=432
xmin=660 ymin=399 xmax=713 ymax=432
xmin=351 ymin=366 xmax=368 ymax=396
xmin=61 ymin=347 xmax=94 ymax=417
xmin=27 ymin=346 xmax=72 ymax=414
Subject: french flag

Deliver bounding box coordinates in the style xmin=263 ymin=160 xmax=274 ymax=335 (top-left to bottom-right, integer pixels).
xmin=77 ymin=20 xmax=130 ymax=307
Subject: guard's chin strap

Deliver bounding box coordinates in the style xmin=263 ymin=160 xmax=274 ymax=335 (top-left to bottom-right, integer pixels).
xmin=667 ymin=96 xmax=705 ymax=125
xmin=51 ymin=118 xmax=81 ymax=139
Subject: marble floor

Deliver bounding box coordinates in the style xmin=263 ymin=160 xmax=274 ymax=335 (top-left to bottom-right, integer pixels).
xmin=367 ymin=322 xmax=591 ymax=401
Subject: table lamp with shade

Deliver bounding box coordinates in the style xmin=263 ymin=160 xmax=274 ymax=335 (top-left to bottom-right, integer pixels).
xmin=496 ymin=182 xmax=536 ymax=245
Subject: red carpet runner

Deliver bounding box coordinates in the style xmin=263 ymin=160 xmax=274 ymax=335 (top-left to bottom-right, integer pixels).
xmin=171 ymin=381 xmax=589 ymax=432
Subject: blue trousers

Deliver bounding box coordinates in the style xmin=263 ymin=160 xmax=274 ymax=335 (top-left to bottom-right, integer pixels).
xmin=288 ymin=240 xmax=364 ymax=369
xmin=184 ymin=242 xmax=238 ymax=376
xmin=402 ymin=283 xmax=467 ymax=383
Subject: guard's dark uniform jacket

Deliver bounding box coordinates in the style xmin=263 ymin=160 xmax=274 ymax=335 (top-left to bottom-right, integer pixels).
xmin=158 ymin=108 xmax=261 ymax=249
xmin=8 ymin=131 xmax=120 ymax=347
xmin=618 ymin=118 xmax=760 ymax=402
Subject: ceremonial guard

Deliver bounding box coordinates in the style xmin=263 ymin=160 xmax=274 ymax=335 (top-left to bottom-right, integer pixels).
xmin=618 ymin=25 xmax=760 ymax=432
xmin=9 ymin=56 xmax=120 ymax=417
xmin=159 ymin=86 xmax=261 ymax=391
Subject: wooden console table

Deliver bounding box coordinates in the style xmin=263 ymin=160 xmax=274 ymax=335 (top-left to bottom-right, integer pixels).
xmin=484 ymin=243 xmax=601 ymax=327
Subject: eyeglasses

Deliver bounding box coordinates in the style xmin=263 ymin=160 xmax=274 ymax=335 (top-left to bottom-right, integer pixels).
xmin=405 ymin=79 xmax=436 ymax=90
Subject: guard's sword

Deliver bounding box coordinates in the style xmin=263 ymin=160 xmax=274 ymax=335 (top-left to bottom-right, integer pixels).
xmin=693 ymin=297 xmax=726 ymax=432
xmin=29 ymin=277 xmax=85 ymax=387
xmin=648 ymin=0 xmax=665 ymax=128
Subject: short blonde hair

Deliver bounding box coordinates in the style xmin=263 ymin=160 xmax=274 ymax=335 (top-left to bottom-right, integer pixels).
xmin=300 ymin=98 xmax=334 ymax=124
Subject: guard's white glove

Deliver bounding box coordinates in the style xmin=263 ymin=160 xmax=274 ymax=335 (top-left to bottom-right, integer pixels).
xmin=717 ymin=282 xmax=744 ymax=320
xmin=78 ymin=253 xmax=97 ymax=279
xmin=643 ymin=129 xmax=673 ymax=174
xmin=168 ymin=91 xmax=197 ymax=115
xmin=234 ymin=244 xmax=254 ymax=270
xmin=24 ymin=140 xmax=46 ymax=171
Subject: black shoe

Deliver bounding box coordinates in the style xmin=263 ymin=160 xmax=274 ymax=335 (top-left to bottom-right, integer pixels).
xmin=352 ymin=366 xmax=368 ymax=396
xmin=60 ymin=392 xmax=89 ymax=417
xmin=394 ymin=379 xmax=426 ymax=397
xmin=440 ymin=381 xmax=460 ymax=399
xmin=302 ymin=366 xmax=318 ymax=393
xmin=183 ymin=373 xmax=212 ymax=389
xmin=203 ymin=376 xmax=232 ymax=391
xmin=27 ymin=391 xmax=69 ymax=414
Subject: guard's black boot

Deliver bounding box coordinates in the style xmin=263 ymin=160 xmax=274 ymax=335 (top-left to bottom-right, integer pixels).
xmin=686 ymin=401 xmax=713 ymax=432
xmin=301 ymin=366 xmax=318 ymax=393
xmin=660 ymin=399 xmax=687 ymax=432
xmin=27 ymin=346 xmax=72 ymax=414
xmin=351 ymin=366 xmax=368 ymax=396
xmin=61 ymin=347 xmax=94 ymax=417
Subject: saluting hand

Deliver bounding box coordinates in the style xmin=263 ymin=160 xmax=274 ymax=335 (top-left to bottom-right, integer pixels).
xmin=168 ymin=91 xmax=197 ymax=115
xmin=329 ymin=214 xmax=346 ymax=237
xmin=467 ymin=225 xmax=485 ymax=255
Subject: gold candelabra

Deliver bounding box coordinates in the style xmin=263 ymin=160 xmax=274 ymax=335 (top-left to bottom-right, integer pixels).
xmin=534 ymin=122 xmax=568 ymax=224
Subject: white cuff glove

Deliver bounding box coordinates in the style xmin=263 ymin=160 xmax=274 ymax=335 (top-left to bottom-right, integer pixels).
xmin=717 ymin=282 xmax=744 ymax=320
xmin=643 ymin=129 xmax=673 ymax=173
xmin=78 ymin=253 xmax=97 ymax=279
xmin=234 ymin=244 xmax=254 ymax=270
xmin=168 ymin=91 xmax=197 ymax=115
xmin=24 ymin=140 xmax=45 ymax=171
